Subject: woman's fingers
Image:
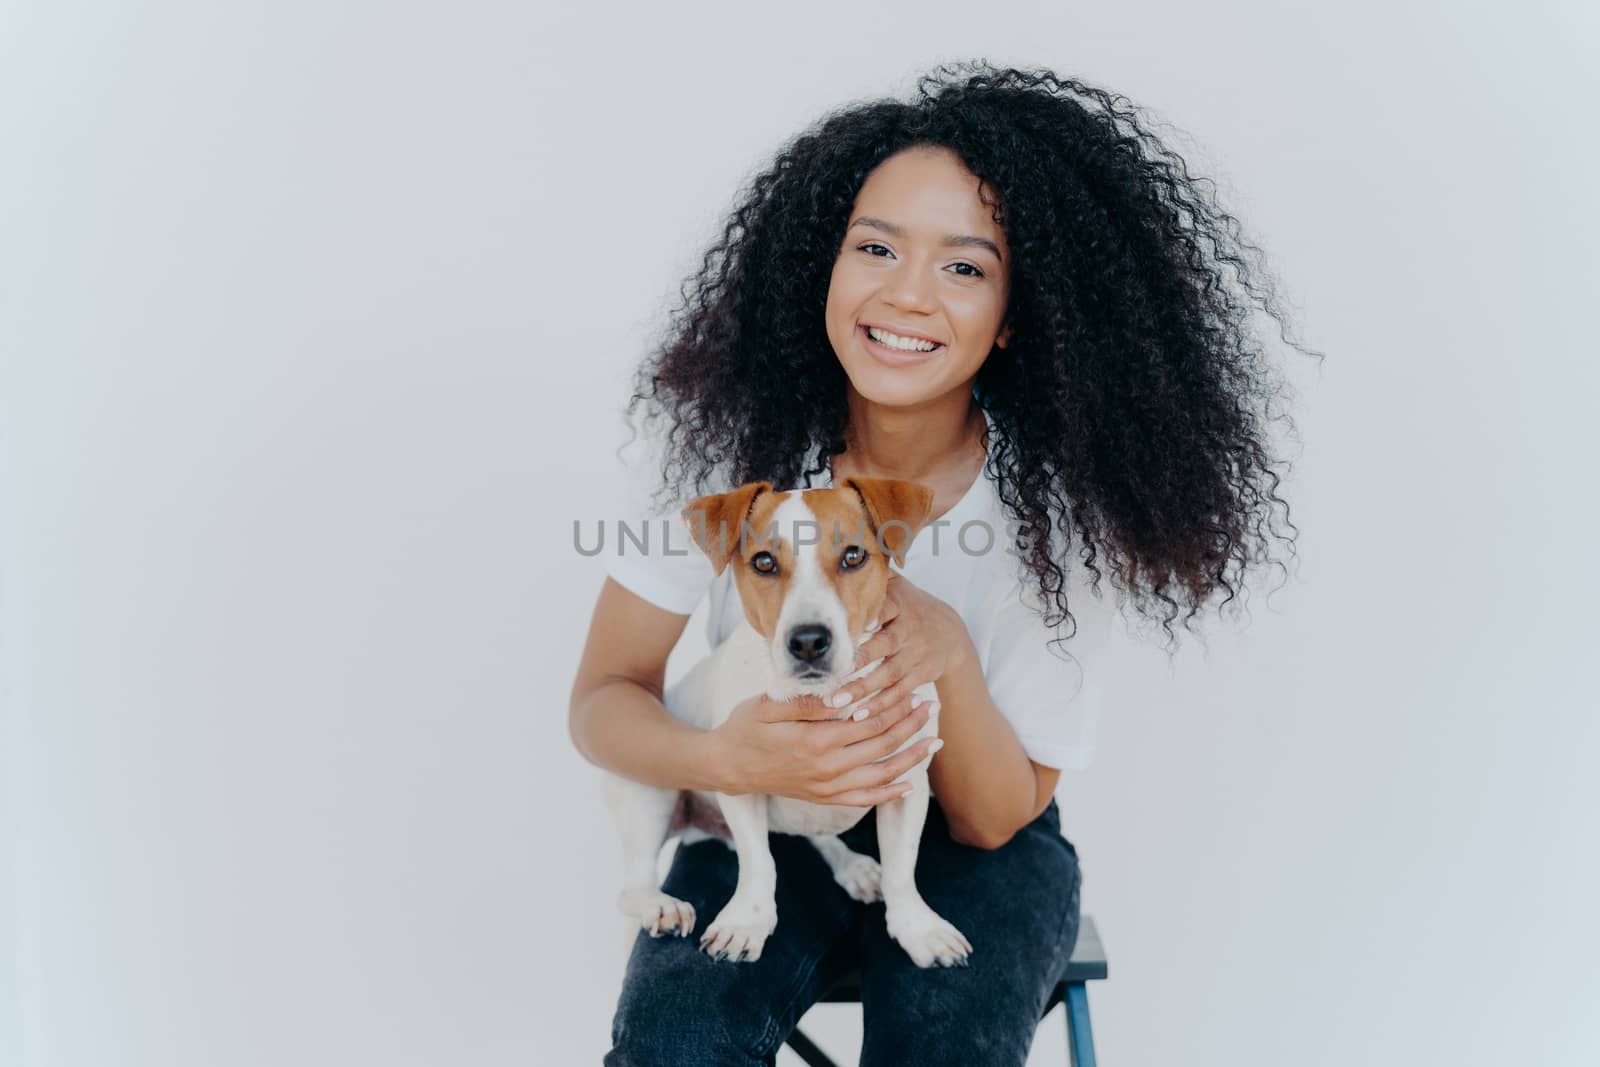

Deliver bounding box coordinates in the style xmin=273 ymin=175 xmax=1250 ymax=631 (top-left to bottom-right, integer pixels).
xmin=879 ymin=578 xmax=906 ymax=620
xmin=831 ymin=692 xmax=922 ymax=746
xmin=832 ymin=700 xmax=931 ymax=769
xmin=821 ymin=781 xmax=916 ymax=808
xmin=850 ymin=640 xmax=878 ymax=674
xmin=852 ymin=623 xmax=898 ymax=668
xmin=815 ymin=736 xmax=942 ymax=800
xmin=831 ymin=661 xmax=907 ymax=720
xmin=856 ymin=675 xmax=919 ymax=719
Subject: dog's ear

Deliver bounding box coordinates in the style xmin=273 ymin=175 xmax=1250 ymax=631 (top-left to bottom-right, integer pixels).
xmin=842 ymin=477 xmax=935 ymax=568
xmin=682 ymin=481 xmax=773 ymax=574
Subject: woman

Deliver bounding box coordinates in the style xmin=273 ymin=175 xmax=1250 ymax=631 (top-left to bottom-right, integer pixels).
xmin=570 ymin=61 xmax=1315 ymax=1066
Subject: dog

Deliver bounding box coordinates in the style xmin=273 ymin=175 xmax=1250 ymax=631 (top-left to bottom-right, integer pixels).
xmin=602 ymin=476 xmax=973 ymax=968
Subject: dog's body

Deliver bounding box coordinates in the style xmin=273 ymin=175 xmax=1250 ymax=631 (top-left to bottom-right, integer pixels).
xmin=662 ymin=617 xmax=927 ymax=839
xmin=603 ymin=478 xmax=972 ymax=968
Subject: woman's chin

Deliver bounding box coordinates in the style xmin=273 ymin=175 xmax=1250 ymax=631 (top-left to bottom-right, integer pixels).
xmin=840 ymin=361 xmax=943 ymax=407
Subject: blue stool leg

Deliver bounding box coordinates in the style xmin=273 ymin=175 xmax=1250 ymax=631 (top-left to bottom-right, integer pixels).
xmin=1065 ymin=982 xmax=1096 ymax=1067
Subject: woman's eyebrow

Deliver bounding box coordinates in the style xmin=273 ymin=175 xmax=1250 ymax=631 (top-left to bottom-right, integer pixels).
xmin=848 ymin=216 xmax=1003 ymax=262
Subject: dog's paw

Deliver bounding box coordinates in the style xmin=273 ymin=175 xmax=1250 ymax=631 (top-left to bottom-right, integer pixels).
xmin=886 ymin=902 xmax=972 ymax=968
xmin=619 ymin=889 xmax=696 ymax=938
xmin=831 ymin=853 xmax=883 ymax=903
xmin=699 ymin=897 xmax=777 ymax=963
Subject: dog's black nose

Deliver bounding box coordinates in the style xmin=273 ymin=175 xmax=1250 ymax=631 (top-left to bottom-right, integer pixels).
xmin=787 ymin=624 xmax=832 ymax=663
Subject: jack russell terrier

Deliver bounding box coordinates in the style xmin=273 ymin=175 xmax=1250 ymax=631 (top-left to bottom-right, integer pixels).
xmin=603 ymin=476 xmax=973 ymax=968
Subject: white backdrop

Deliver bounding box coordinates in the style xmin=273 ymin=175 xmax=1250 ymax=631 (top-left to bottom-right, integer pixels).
xmin=3 ymin=2 xmax=1596 ymax=1064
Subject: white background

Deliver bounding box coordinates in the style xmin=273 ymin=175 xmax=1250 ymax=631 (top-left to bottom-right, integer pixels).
xmin=3 ymin=2 xmax=1597 ymax=1064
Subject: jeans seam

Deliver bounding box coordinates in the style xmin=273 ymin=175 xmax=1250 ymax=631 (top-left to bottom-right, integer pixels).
xmin=1050 ymin=849 xmax=1083 ymax=978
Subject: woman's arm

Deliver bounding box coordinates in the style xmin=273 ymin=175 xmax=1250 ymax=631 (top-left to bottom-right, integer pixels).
xmin=926 ymin=626 xmax=1060 ymax=849
xmin=568 ymin=577 xmax=724 ymax=791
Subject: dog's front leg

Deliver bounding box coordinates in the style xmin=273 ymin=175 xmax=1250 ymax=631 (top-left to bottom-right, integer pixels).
xmin=700 ymin=792 xmax=778 ymax=962
xmin=603 ymin=775 xmax=697 ymax=938
xmin=877 ymin=773 xmax=973 ymax=968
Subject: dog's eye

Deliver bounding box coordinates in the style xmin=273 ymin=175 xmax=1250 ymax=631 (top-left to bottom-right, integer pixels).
xmin=751 ymin=551 xmax=778 ymax=575
xmin=840 ymin=545 xmax=868 ymax=570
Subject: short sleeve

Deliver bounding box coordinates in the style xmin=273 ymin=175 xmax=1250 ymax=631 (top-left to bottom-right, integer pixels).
xmin=597 ymin=420 xmax=718 ymax=615
xmin=978 ymin=564 xmax=1115 ymax=771
xmin=604 ymin=509 xmax=715 ymax=615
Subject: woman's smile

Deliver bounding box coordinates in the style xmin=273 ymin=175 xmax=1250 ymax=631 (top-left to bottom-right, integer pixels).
xmin=857 ymin=323 xmax=947 ymax=367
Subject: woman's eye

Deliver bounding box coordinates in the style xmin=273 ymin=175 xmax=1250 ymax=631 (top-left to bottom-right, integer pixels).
xmin=751 ymin=552 xmax=778 ymax=575
xmin=857 ymin=243 xmax=982 ymax=279
xmin=840 ymin=546 xmax=867 ymax=570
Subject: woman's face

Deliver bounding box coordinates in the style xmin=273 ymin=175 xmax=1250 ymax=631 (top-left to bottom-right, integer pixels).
xmin=825 ymin=145 xmax=1012 ymax=409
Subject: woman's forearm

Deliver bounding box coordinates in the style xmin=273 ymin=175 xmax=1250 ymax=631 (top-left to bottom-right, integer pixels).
xmin=928 ymin=627 xmax=1039 ymax=848
xmin=569 ymin=679 xmax=723 ymax=792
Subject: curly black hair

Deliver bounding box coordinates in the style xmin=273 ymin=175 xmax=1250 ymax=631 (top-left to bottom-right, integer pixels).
xmin=621 ymin=60 xmax=1323 ymax=652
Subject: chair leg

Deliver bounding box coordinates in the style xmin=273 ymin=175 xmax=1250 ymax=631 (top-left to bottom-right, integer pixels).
xmin=785 ymin=1026 xmax=842 ymax=1067
xmin=1065 ymin=983 xmax=1096 ymax=1067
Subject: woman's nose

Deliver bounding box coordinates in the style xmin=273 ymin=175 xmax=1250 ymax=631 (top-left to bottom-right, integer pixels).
xmin=881 ymin=260 xmax=939 ymax=313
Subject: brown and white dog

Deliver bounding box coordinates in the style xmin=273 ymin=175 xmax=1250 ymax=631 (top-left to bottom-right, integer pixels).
xmin=602 ymin=477 xmax=972 ymax=968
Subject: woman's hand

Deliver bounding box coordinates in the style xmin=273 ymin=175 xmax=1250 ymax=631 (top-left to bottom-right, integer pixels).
xmin=827 ymin=571 xmax=971 ymax=719
xmin=705 ymin=690 xmax=941 ymax=807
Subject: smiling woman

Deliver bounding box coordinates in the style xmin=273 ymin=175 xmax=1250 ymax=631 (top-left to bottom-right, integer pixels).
xmin=827 ymin=150 xmax=1014 ymax=399
xmin=569 ymin=58 xmax=1319 ymax=1066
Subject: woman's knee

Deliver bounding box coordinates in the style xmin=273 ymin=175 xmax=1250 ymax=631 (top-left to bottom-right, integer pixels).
xmin=606 ymin=934 xmax=783 ymax=1066
xmin=856 ymin=968 xmax=1049 ymax=1067
xmin=606 ymin=836 xmax=859 ymax=1066
xmin=854 ymin=807 xmax=1082 ymax=1065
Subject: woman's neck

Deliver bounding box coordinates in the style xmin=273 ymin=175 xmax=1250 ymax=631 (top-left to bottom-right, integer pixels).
xmin=833 ymin=384 xmax=988 ymax=485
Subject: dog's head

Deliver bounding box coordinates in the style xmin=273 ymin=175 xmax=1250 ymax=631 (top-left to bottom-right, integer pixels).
xmin=682 ymin=477 xmax=934 ymax=698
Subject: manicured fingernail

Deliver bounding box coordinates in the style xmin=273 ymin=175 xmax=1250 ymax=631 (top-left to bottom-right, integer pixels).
xmin=928 ymin=739 xmax=945 ymax=754
xmin=830 ymin=690 xmax=852 ymax=708
xmin=852 ymin=706 xmax=870 ymax=722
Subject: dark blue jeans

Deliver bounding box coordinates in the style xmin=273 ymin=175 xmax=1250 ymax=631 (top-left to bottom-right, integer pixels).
xmin=605 ymin=795 xmax=1082 ymax=1066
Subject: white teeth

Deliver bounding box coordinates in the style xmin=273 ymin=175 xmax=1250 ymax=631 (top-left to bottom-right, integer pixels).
xmin=866 ymin=326 xmax=939 ymax=352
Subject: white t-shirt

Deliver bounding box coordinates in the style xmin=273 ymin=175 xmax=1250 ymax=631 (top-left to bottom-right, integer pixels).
xmin=602 ymin=409 xmax=1112 ymax=770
